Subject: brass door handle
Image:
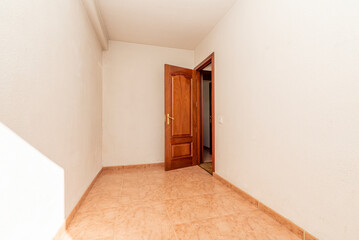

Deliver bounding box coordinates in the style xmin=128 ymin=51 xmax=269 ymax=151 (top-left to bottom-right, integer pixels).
xmin=167 ymin=114 xmax=174 ymax=125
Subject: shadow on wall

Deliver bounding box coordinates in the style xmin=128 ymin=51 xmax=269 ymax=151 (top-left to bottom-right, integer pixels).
xmin=0 ymin=122 xmax=65 ymax=240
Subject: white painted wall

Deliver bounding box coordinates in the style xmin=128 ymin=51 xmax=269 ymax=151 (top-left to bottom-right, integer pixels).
xmin=0 ymin=0 xmax=103 ymax=239
xmin=195 ymin=0 xmax=359 ymax=239
xmin=102 ymin=41 xmax=194 ymax=166
xmin=203 ymin=80 xmax=211 ymax=148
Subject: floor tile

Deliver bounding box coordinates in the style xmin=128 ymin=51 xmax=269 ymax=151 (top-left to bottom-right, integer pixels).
xmin=78 ymin=192 xmax=120 ymax=213
xmin=114 ymin=202 xmax=174 ymax=239
xmin=165 ymin=191 xmax=257 ymax=225
xmin=119 ymin=183 xmax=165 ymax=203
xmin=195 ymin=179 xmax=231 ymax=194
xmin=67 ymin=208 xmax=116 ymax=239
xmin=174 ymin=215 xmax=242 ymax=240
xmin=64 ymin=166 xmax=302 ymax=240
xmin=166 ymin=193 xmax=223 ymax=224
xmin=174 ymin=212 xmax=301 ymax=240
xmin=227 ymin=211 xmax=301 ymax=240
xmin=114 ymin=228 xmax=176 ymax=240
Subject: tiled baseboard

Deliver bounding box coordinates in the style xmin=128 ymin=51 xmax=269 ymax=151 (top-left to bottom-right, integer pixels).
xmin=213 ymin=172 xmax=318 ymax=240
xmin=53 ymin=168 xmax=103 ymax=240
xmin=103 ymin=162 xmax=164 ymax=170
xmin=65 ymin=168 xmax=104 ymax=228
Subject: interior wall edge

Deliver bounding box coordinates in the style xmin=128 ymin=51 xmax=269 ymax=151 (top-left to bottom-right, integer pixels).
xmin=81 ymin=0 xmax=109 ymax=50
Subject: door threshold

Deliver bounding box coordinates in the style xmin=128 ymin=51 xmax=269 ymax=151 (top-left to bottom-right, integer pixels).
xmin=199 ymin=162 xmax=213 ymax=175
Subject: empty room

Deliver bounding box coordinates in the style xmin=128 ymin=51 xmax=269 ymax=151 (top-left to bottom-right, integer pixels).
xmin=1 ymin=0 xmax=358 ymax=240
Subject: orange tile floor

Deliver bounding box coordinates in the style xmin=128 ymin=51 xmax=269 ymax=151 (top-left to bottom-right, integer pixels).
xmin=59 ymin=165 xmax=300 ymax=240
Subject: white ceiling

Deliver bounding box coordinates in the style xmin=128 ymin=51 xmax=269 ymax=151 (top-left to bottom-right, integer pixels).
xmin=96 ymin=0 xmax=237 ymax=50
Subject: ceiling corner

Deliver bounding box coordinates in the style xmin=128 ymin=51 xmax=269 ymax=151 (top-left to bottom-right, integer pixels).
xmin=82 ymin=0 xmax=109 ymax=50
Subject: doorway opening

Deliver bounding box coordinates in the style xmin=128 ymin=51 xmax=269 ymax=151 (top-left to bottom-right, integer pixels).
xmin=195 ymin=53 xmax=215 ymax=174
xmin=199 ymin=67 xmax=212 ymax=173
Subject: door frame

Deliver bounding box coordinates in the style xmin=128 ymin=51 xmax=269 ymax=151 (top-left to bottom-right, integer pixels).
xmin=194 ymin=53 xmax=215 ymax=173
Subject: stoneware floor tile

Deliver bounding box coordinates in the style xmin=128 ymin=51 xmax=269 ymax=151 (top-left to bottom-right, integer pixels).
xmin=174 ymin=215 xmax=242 ymax=240
xmin=142 ymin=172 xmax=185 ymax=186
xmin=195 ymin=179 xmax=232 ymax=194
xmin=175 ymin=213 xmax=301 ymax=240
xmin=114 ymin=202 xmax=172 ymax=234
xmin=165 ymin=192 xmax=257 ymax=225
xmin=67 ymin=208 xmax=116 ymax=239
xmin=162 ymin=181 xmax=209 ymax=200
xmin=87 ymin=185 xmax=121 ymax=198
xmin=213 ymin=191 xmax=258 ymax=215
xmin=91 ymin=174 xmax=123 ymax=196
xmin=65 ymin=166 xmax=302 ymax=240
xmin=60 ymin=231 xmax=114 ymax=240
xmin=78 ymin=192 xmax=120 ymax=213
xmin=114 ymin=227 xmax=176 ymax=240
xmin=122 ymin=177 xmax=148 ymax=187
xmin=226 ymin=212 xmax=301 ymax=240
xmin=98 ymin=170 xmax=123 ymax=180
xmin=119 ymin=184 xmax=165 ymax=203
xmin=165 ymin=194 xmax=225 ymax=224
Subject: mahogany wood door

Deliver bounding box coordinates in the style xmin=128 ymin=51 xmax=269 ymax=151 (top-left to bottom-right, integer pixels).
xmin=165 ymin=64 xmax=198 ymax=171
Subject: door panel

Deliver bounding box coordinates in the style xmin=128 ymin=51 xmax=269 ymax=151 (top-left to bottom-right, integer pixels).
xmin=165 ymin=64 xmax=197 ymax=171
xmin=171 ymin=75 xmax=192 ymax=137
xmin=171 ymin=143 xmax=193 ymax=158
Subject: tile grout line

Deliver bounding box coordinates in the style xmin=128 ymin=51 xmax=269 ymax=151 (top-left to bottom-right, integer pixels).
xmin=166 ymin=194 xmax=260 ymax=228
xmin=165 ymin=204 xmax=179 ymax=240
xmin=162 ymin=183 xmax=179 ymax=240
xmin=109 ymin=176 xmax=233 ymax=207
xmin=161 ymin=186 xmax=253 ymax=237
xmin=112 ymin=176 xmax=124 ymax=240
xmin=171 ymin=210 xmax=257 ymax=229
